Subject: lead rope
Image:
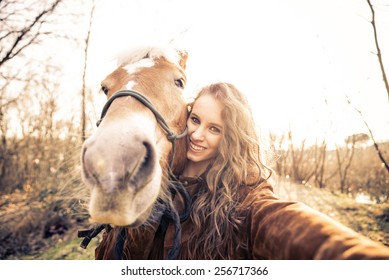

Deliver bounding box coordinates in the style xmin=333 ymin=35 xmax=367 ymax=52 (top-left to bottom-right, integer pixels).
xmin=78 ymin=224 xmax=111 ymax=249
xmin=113 ymin=227 xmax=127 ymax=260
xmin=168 ymin=179 xmax=192 ymax=259
xmin=152 ymin=179 xmax=192 ymax=259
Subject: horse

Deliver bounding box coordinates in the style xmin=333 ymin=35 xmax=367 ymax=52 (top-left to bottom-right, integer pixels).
xmin=81 ymin=46 xmax=189 ymax=231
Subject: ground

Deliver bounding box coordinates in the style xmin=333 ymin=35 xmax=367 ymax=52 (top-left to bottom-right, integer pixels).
xmin=1 ymin=178 xmax=388 ymax=259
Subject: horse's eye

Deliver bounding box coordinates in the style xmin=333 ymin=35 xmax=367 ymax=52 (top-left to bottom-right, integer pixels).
xmin=175 ymin=78 xmax=185 ymax=89
xmin=101 ymin=86 xmax=109 ymax=95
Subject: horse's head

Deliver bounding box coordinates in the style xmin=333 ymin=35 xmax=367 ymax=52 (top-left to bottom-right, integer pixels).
xmin=81 ymin=46 xmax=188 ymax=227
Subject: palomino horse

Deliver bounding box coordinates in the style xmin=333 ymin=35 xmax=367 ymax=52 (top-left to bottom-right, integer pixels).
xmin=81 ymin=47 xmax=188 ymax=231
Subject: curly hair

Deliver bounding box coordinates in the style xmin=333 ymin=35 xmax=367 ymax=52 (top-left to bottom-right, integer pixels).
xmin=186 ymin=83 xmax=273 ymax=259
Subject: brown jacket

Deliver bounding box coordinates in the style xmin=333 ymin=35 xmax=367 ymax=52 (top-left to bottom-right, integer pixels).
xmin=95 ymin=179 xmax=389 ymax=259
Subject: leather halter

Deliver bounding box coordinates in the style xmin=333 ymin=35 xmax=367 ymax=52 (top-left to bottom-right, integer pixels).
xmin=96 ymin=89 xmax=188 ymax=166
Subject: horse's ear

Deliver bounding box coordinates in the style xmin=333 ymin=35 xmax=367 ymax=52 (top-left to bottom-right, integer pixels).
xmin=177 ymin=50 xmax=188 ymax=70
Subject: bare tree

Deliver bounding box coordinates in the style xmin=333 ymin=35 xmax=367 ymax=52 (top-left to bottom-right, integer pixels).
xmin=335 ymin=139 xmax=355 ymax=194
xmin=312 ymin=139 xmax=327 ymax=189
xmin=366 ymin=0 xmax=389 ymax=103
xmin=334 ymin=134 xmax=371 ymax=194
xmin=269 ymin=132 xmax=289 ymax=177
xmin=0 ymin=0 xmax=64 ymax=67
xmin=287 ymin=128 xmax=315 ymax=184
xmin=346 ymin=96 xmax=389 ymax=173
xmin=81 ymin=0 xmax=96 ymax=142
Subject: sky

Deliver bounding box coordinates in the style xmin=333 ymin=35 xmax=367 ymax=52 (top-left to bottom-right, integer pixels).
xmin=81 ymin=0 xmax=389 ymax=148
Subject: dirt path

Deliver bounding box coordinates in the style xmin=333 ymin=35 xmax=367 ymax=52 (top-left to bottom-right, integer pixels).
xmin=274 ymin=177 xmax=389 ymax=246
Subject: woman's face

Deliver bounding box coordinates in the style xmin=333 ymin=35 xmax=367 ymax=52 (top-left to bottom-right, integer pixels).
xmin=186 ymin=94 xmax=224 ymax=166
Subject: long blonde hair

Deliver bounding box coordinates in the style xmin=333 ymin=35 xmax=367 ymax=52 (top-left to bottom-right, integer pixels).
xmin=186 ymin=82 xmax=273 ymax=259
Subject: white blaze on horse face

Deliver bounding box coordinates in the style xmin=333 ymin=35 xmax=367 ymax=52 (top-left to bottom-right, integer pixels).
xmin=123 ymin=58 xmax=154 ymax=75
xmin=126 ymin=80 xmax=136 ymax=90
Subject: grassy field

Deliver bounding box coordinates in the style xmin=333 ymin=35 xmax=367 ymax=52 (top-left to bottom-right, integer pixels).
xmin=20 ymin=229 xmax=100 ymax=260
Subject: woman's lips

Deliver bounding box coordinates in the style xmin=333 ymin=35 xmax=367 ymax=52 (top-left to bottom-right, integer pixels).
xmin=189 ymin=140 xmax=206 ymax=152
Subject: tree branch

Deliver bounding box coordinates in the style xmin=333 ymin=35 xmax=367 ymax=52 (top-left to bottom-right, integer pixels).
xmin=346 ymin=95 xmax=389 ymax=173
xmin=81 ymin=0 xmax=96 ymax=142
xmin=0 ymin=0 xmax=62 ymax=67
xmin=366 ymin=0 xmax=389 ymax=104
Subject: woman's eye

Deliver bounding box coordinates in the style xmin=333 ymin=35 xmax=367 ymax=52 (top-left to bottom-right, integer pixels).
xmin=175 ymin=78 xmax=185 ymax=89
xmin=210 ymin=127 xmax=221 ymax=133
xmin=101 ymin=86 xmax=109 ymax=95
xmin=191 ymin=117 xmax=200 ymax=124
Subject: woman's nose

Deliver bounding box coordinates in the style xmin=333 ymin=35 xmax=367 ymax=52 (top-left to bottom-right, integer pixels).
xmin=191 ymin=127 xmax=205 ymax=141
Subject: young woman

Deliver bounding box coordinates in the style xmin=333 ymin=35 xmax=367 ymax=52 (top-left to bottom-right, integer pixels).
xmin=94 ymin=83 xmax=389 ymax=259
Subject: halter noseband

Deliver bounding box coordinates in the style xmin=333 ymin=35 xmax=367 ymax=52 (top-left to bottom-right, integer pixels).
xmin=96 ymin=89 xmax=188 ymax=166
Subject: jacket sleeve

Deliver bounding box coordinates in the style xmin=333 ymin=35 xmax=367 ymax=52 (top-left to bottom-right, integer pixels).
xmin=246 ymin=182 xmax=389 ymax=259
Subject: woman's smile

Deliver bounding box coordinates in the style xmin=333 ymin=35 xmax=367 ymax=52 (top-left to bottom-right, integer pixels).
xmin=189 ymin=140 xmax=206 ymax=152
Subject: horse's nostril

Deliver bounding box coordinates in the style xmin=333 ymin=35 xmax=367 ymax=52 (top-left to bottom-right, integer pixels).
xmin=81 ymin=145 xmax=93 ymax=182
xmin=143 ymin=142 xmax=152 ymax=166
xmin=138 ymin=141 xmax=156 ymax=178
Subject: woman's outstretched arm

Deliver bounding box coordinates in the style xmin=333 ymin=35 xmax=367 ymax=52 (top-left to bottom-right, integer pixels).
xmin=246 ymin=182 xmax=389 ymax=259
